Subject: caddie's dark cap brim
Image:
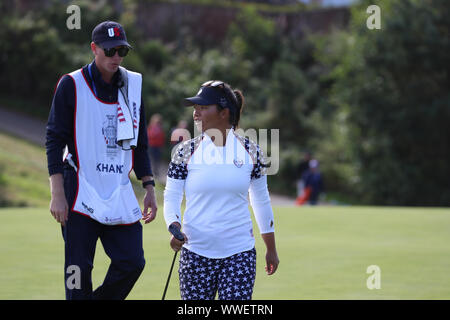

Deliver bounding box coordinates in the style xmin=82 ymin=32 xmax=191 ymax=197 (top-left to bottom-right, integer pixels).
xmin=99 ymin=39 xmax=132 ymax=49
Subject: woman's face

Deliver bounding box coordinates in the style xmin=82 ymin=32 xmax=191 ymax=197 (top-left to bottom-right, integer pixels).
xmin=193 ymin=105 xmax=228 ymax=132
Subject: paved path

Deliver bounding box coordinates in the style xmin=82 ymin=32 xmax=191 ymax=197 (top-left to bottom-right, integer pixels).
xmin=0 ymin=106 xmax=296 ymax=206
xmin=268 ymin=193 xmax=296 ymax=206
xmin=0 ymin=107 xmax=46 ymax=147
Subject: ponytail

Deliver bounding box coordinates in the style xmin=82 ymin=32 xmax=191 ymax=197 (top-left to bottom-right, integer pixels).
xmin=215 ymin=82 xmax=245 ymax=128
xmin=231 ymin=89 xmax=245 ymax=128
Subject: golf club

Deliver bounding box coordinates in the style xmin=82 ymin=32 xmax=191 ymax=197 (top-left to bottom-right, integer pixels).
xmin=162 ymin=224 xmax=185 ymax=300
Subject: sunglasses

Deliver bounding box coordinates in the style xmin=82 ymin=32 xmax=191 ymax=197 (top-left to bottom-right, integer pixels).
xmin=98 ymin=45 xmax=129 ymax=57
xmin=201 ymin=80 xmax=225 ymax=88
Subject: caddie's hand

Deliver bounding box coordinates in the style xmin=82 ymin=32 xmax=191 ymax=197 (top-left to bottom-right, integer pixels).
xmin=50 ymin=192 xmax=69 ymax=226
xmin=142 ymin=185 xmax=157 ymax=224
xmin=49 ymin=173 xmax=68 ymax=226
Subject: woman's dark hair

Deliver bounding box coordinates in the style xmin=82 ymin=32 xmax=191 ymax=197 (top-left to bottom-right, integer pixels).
xmin=231 ymin=89 xmax=245 ymax=128
xmin=220 ymin=83 xmax=245 ymax=128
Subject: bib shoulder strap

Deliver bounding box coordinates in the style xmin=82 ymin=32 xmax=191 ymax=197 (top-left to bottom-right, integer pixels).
xmin=118 ymin=66 xmax=129 ymax=108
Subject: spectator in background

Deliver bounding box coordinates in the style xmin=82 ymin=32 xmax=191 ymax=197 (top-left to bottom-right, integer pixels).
xmin=295 ymin=152 xmax=311 ymax=204
xmin=303 ymin=159 xmax=324 ymax=205
xmin=170 ymin=119 xmax=190 ymax=145
xmin=147 ymin=114 xmax=165 ymax=178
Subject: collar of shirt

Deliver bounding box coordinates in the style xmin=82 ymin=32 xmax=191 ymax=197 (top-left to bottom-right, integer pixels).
xmin=193 ymin=128 xmax=254 ymax=166
xmin=90 ymin=60 xmax=121 ymax=87
xmin=201 ymin=127 xmax=235 ymax=147
xmin=87 ymin=60 xmax=122 ymax=102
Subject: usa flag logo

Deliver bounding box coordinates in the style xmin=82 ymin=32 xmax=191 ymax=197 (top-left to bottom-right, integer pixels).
xmin=117 ymin=106 xmax=126 ymax=123
xmin=133 ymin=102 xmax=138 ymax=129
xmin=107 ymin=27 xmax=120 ymax=37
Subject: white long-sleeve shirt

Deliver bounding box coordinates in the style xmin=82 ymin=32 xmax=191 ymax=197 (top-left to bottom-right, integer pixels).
xmin=164 ymin=129 xmax=275 ymax=258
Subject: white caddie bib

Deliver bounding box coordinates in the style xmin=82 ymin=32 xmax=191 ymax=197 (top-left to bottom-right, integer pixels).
xmin=68 ymin=68 xmax=142 ymax=225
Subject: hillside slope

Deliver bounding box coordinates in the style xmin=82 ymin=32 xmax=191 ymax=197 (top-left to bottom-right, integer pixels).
xmin=0 ymin=132 xmax=50 ymax=207
xmin=0 ymin=131 xmax=165 ymax=208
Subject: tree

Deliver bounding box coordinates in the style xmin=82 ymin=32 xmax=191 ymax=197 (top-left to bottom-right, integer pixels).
xmin=330 ymin=0 xmax=450 ymax=205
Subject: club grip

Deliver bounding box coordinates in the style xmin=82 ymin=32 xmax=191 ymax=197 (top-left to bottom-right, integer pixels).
xmin=168 ymin=224 xmax=185 ymax=241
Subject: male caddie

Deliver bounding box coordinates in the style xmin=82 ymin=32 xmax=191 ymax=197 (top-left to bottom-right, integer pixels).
xmin=46 ymin=21 xmax=157 ymax=299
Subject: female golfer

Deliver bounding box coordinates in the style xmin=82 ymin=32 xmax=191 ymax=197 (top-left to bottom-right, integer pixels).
xmin=163 ymin=80 xmax=279 ymax=300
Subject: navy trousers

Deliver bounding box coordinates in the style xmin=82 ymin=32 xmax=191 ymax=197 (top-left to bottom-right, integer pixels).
xmin=179 ymin=248 xmax=257 ymax=300
xmin=61 ymin=168 xmax=145 ymax=300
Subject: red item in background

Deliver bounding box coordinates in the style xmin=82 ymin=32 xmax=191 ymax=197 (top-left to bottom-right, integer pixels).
xmin=295 ymin=187 xmax=311 ymax=206
xmin=147 ymin=125 xmax=165 ymax=147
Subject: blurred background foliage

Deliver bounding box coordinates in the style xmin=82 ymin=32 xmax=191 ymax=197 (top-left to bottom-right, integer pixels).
xmin=0 ymin=0 xmax=448 ymax=206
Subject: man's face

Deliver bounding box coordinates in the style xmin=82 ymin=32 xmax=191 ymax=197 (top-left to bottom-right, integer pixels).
xmin=91 ymin=42 xmax=124 ymax=74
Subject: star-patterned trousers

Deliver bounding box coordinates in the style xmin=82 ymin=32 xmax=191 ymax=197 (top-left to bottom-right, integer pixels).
xmin=178 ymin=247 xmax=257 ymax=300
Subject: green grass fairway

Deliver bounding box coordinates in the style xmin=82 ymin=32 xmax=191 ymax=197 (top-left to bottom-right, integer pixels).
xmin=0 ymin=206 xmax=449 ymax=299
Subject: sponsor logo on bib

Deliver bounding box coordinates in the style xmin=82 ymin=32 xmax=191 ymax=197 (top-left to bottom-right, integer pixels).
xmin=82 ymin=201 xmax=94 ymax=214
xmin=96 ymin=163 xmax=124 ymax=174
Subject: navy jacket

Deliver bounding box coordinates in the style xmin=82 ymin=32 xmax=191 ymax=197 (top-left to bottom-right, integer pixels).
xmin=45 ymin=61 xmax=152 ymax=179
xmin=303 ymin=171 xmax=324 ymax=200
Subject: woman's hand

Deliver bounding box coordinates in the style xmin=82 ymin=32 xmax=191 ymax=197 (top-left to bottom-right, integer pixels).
xmin=261 ymin=232 xmax=279 ymax=275
xmin=169 ymin=222 xmax=188 ymax=252
xmin=265 ymin=249 xmax=279 ymax=275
